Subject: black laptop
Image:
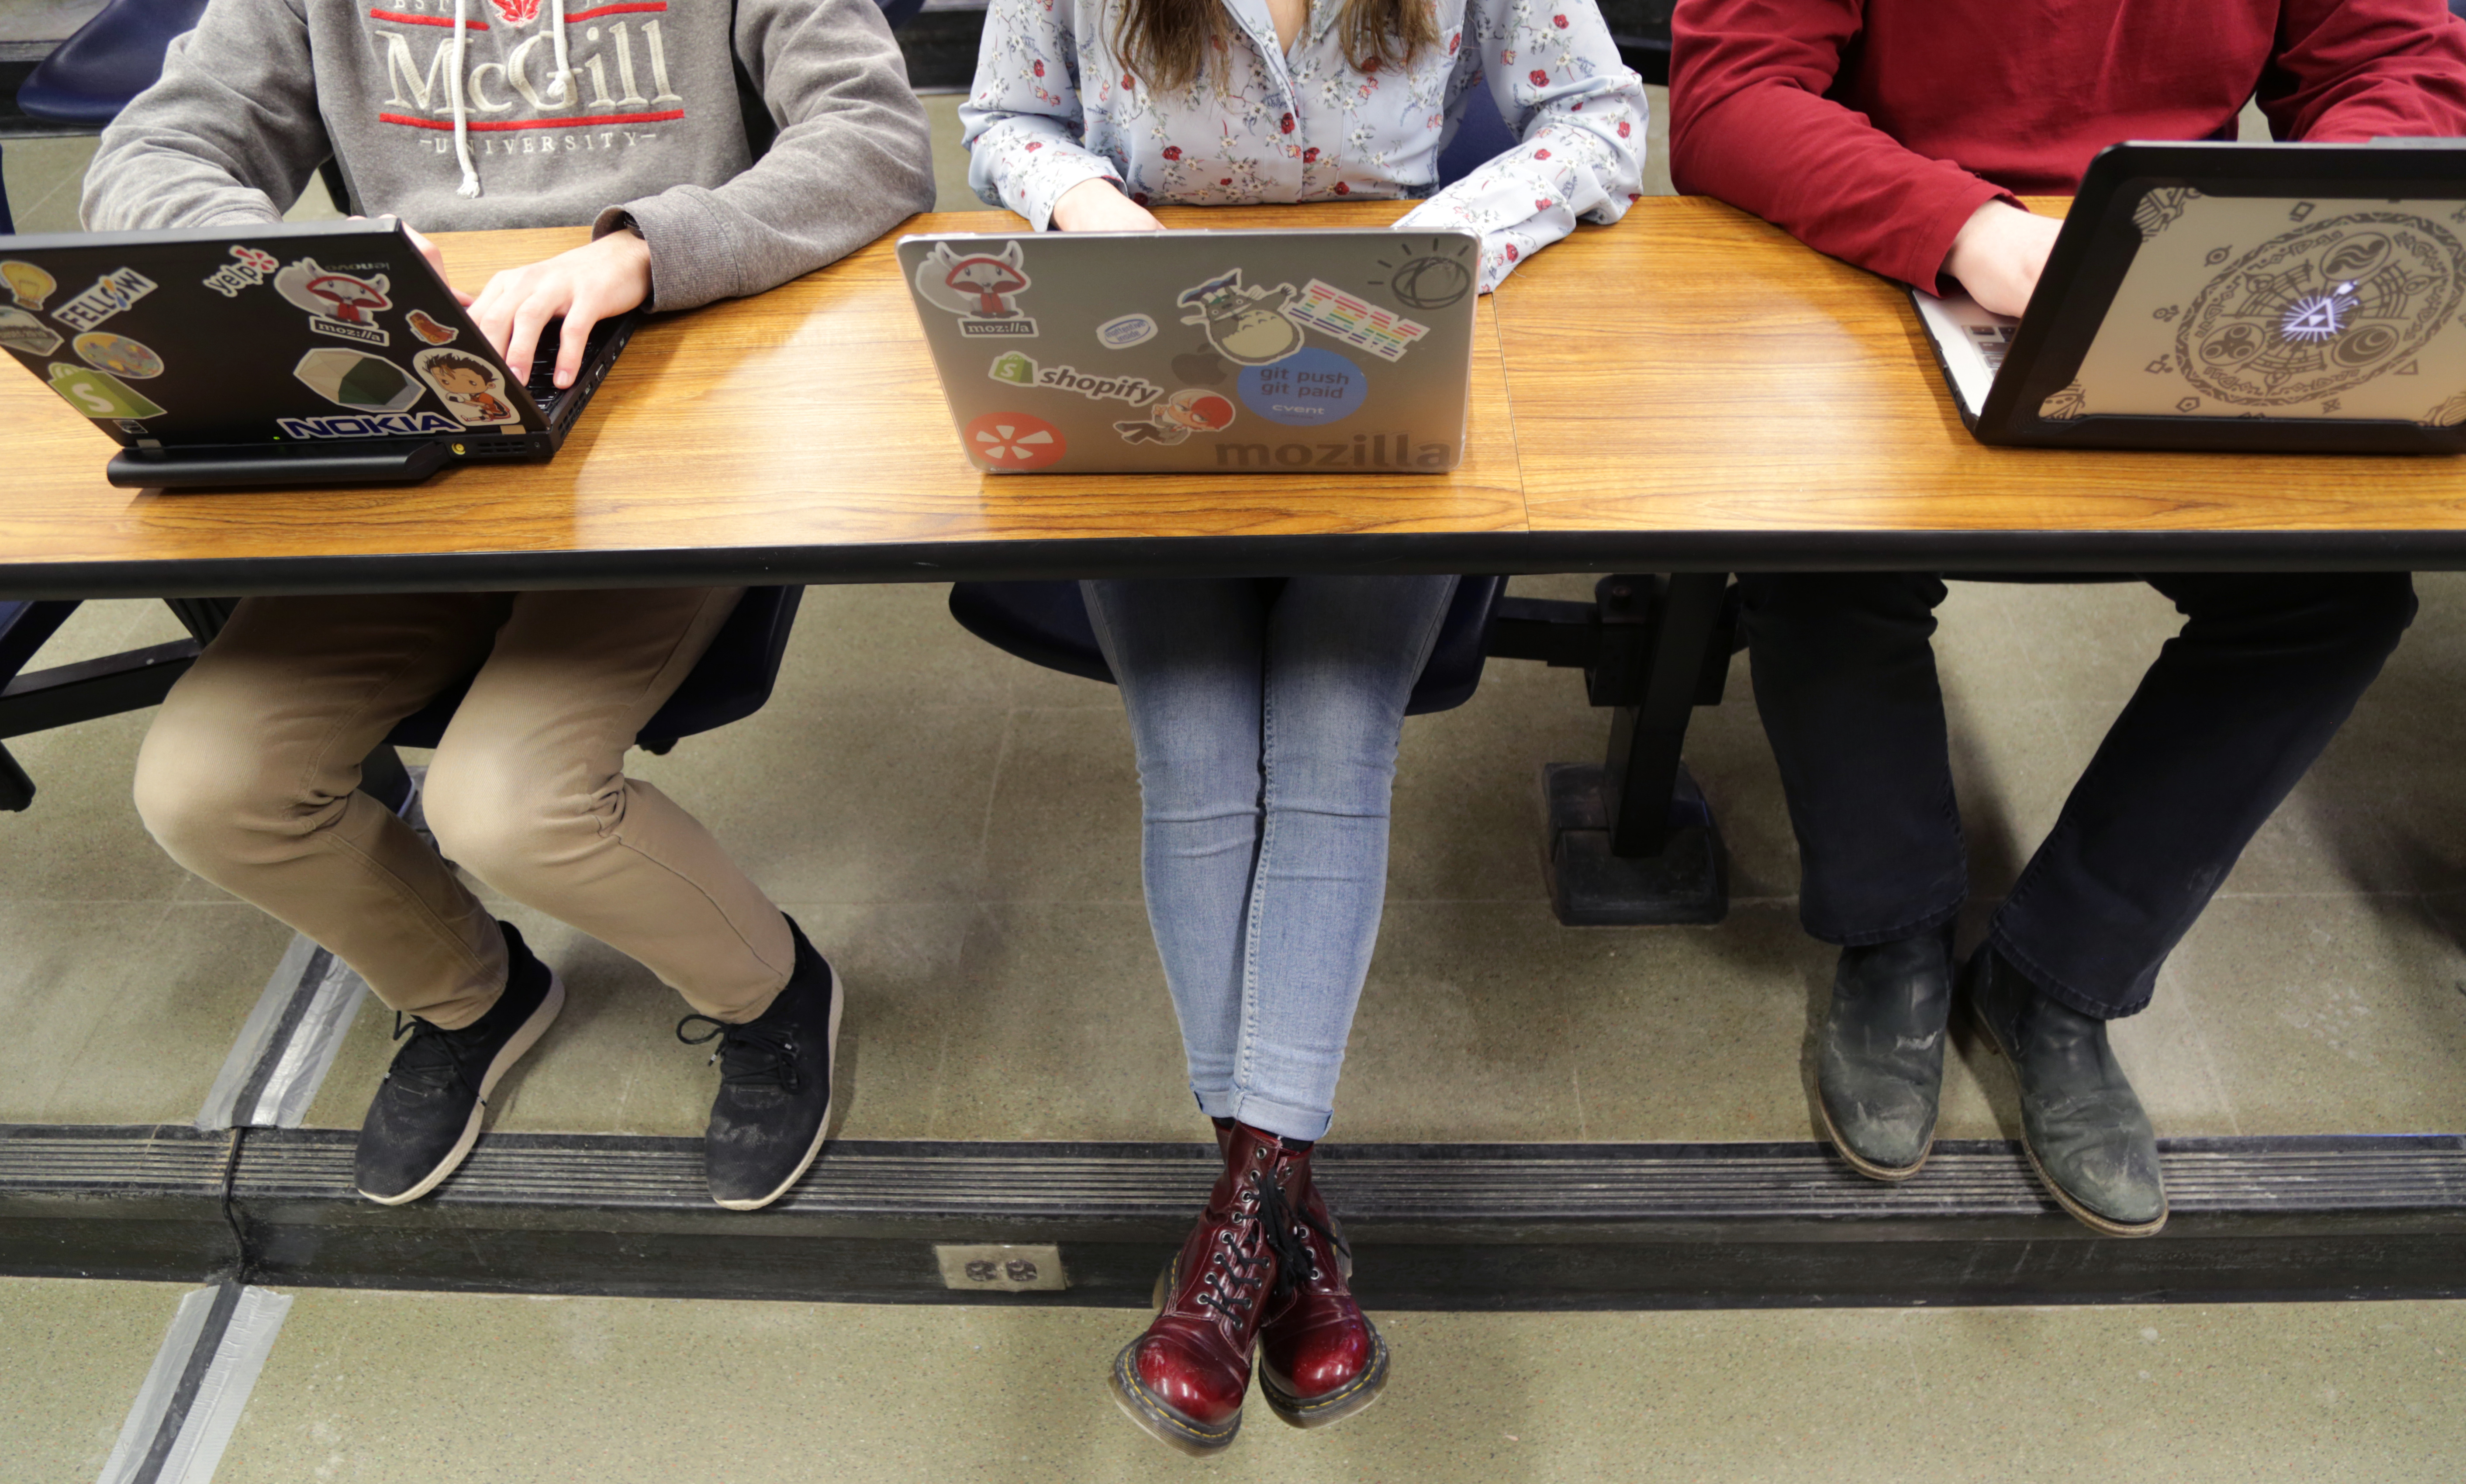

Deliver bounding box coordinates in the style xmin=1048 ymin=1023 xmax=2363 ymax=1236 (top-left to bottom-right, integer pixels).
xmin=0 ymin=217 xmax=634 ymax=488
xmin=1910 ymin=139 xmax=2466 ymax=453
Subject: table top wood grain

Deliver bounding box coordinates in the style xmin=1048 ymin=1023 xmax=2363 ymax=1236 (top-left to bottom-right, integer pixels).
xmin=4 ymin=197 xmax=2463 ymax=597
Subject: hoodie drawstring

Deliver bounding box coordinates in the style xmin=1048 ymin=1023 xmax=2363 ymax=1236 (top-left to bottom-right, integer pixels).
xmin=547 ymin=0 xmax=572 ymax=104
xmin=449 ymin=0 xmax=481 ymax=197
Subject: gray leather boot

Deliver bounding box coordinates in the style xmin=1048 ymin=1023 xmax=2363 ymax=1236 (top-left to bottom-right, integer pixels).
xmin=1965 ymin=946 xmax=2168 ymax=1237
xmin=1817 ymin=932 xmax=1952 ymax=1180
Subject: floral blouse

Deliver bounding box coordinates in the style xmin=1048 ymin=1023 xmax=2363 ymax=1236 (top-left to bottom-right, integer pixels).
xmin=959 ymin=0 xmax=1648 ymax=292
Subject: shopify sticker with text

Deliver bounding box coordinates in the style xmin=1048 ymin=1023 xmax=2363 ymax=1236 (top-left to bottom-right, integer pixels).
xmin=45 ymin=362 xmax=166 ymax=420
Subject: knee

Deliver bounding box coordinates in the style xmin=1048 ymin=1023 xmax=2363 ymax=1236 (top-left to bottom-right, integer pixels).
xmin=1741 ymin=572 xmax=1942 ymax=645
xmin=420 ymin=745 xmax=566 ymax=886
xmin=132 ymin=697 xmax=293 ymax=873
xmin=2239 ymin=573 xmax=2418 ymax=669
xmin=2321 ymin=574 xmax=2418 ymax=663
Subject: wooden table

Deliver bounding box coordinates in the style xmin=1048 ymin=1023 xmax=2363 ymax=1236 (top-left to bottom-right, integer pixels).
xmin=3 ymin=197 xmax=2463 ymax=599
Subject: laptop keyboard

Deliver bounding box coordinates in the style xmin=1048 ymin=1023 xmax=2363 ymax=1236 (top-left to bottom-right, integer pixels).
xmin=522 ymin=317 xmax=625 ymax=416
xmin=1964 ymin=322 xmax=2017 ymax=375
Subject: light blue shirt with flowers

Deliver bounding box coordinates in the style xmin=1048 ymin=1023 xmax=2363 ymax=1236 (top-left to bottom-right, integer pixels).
xmin=959 ymin=0 xmax=1648 ymax=292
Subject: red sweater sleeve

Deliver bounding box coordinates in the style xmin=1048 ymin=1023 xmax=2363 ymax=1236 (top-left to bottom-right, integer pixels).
xmin=1668 ymin=0 xmax=2010 ymax=292
xmin=2261 ymin=0 xmax=2466 ymax=142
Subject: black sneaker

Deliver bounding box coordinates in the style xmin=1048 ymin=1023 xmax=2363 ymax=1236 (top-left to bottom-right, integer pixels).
xmin=355 ymin=921 xmax=564 ymax=1206
xmin=677 ymin=915 xmax=841 ymax=1211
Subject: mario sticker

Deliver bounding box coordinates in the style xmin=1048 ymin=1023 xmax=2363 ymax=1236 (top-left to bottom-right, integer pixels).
xmin=963 ymin=411 xmax=1067 ymax=470
xmin=1176 ymin=270 xmax=1306 ymax=366
xmin=1116 ymin=389 xmax=1236 ymax=445
xmin=52 ymin=268 xmax=159 ymax=332
xmin=44 ymin=362 xmax=166 ymax=421
xmin=913 ymin=241 xmax=1038 ymax=338
xmin=406 ymin=309 xmax=460 ymax=345
xmin=2 ymin=260 xmax=55 ymax=311
xmin=74 ymin=332 xmax=165 ymax=380
xmin=414 ymin=348 xmax=520 ymax=425
xmin=295 ymin=347 xmax=427 ymax=413
xmin=200 ymin=245 xmax=279 ymax=298
xmin=0 ymin=306 xmax=63 ymax=358
xmin=274 ymin=258 xmax=394 ymax=346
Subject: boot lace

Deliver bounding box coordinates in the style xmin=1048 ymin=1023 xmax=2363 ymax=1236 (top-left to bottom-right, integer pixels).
xmin=384 ymin=1011 xmax=488 ymax=1102
xmin=676 ymin=1014 xmax=801 ymax=1093
xmin=1195 ymin=1170 xmax=1317 ymax=1322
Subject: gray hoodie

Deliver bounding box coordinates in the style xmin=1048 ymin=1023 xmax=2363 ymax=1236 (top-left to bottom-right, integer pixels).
xmin=83 ymin=0 xmax=935 ymax=311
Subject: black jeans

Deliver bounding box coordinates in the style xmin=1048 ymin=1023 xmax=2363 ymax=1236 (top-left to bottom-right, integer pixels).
xmin=1741 ymin=571 xmax=2416 ymax=1019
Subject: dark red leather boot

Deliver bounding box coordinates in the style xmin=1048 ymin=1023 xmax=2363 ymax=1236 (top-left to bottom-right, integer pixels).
xmin=1109 ymin=1122 xmax=1316 ymax=1456
xmin=1256 ymin=1170 xmax=1389 ymax=1427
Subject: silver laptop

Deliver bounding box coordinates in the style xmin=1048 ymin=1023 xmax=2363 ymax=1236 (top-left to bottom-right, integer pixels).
xmin=898 ymin=228 xmax=1482 ymax=474
xmin=1910 ymin=140 xmax=2466 ymax=454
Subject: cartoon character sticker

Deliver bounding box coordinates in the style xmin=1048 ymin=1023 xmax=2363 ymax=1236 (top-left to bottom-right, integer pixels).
xmin=406 ymin=309 xmax=460 ymax=345
xmin=414 ymin=348 xmax=520 ymax=425
xmin=44 ymin=362 xmax=166 ymax=421
xmin=1176 ymin=270 xmax=1306 ymax=366
xmin=201 ymin=245 xmax=279 ymax=298
xmin=74 ymin=332 xmax=164 ymax=380
xmin=913 ymin=242 xmax=1038 ymax=337
xmin=0 ymin=306 xmax=64 ymax=358
xmin=295 ymin=347 xmax=427 ymax=413
xmin=1116 ymin=389 xmax=1236 ymax=445
xmin=962 ymin=411 xmax=1068 ymax=470
xmin=274 ymin=258 xmax=394 ymax=346
xmin=2 ymin=260 xmax=55 ymax=311
xmin=52 ymin=268 xmax=159 ymax=332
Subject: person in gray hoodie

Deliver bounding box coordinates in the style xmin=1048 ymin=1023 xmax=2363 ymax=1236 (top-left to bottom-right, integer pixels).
xmin=93 ymin=0 xmax=934 ymax=1213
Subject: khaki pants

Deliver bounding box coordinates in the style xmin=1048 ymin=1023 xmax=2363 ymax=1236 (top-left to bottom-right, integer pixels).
xmin=134 ymin=589 xmax=794 ymax=1030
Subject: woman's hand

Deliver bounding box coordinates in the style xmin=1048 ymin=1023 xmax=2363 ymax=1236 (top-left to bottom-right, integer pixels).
xmin=1051 ymin=177 xmax=1165 ymax=233
xmin=1944 ymin=200 xmax=2062 ymax=318
xmin=467 ymin=230 xmax=654 ymax=389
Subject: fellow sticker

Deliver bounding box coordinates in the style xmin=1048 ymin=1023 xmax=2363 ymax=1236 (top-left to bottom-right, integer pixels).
xmin=1238 ymin=347 xmax=1364 ymax=426
xmin=988 ymin=350 xmax=1040 ymax=385
xmin=44 ymin=362 xmax=166 ymax=420
xmin=201 ymin=245 xmax=279 ymax=298
xmin=1116 ymin=389 xmax=1236 ymax=445
xmin=0 ymin=305 xmax=63 ymax=357
xmin=1176 ymin=270 xmax=1306 ymax=366
xmin=74 ymin=332 xmax=165 ymax=380
xmin=963 ymin=411 xmax=1067 ymax=470
xmin=1096 ymin=313 xmax=1157 ymax=349
xmin=277 ymin=411 xmax=462 ymax=440
xmin=1287 ymin=279 xmax=1428 ymax=362
xmin=1371 ymin=238 xmax=1476 ymax=311
xmin=414 ymin=348 xmax=520 ymax=426
xmin=295 ymin=347 xmax=426 ymax=413
xmin=914 ymin=241 xmax=1037 ymax=337
xmin=274 ymin=258 xmax=394 ymax=346
xmin=2 ymin=260 xmax=55 ymax=311
xmin=52 ymin=268 xmax=159 ymax=332
xmin=406 ymin=308 xmax=460 ymax=345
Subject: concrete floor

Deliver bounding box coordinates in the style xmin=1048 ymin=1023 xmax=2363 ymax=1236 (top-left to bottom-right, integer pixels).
xmin=4 ymin=76 xmax=2465 ymax=1484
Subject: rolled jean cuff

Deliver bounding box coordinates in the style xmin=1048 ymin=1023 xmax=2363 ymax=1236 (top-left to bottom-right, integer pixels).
xmin=1218 ymin=1090 xmax=1334 ymax=1144
xmin=1985 ymin=922 xmax=2154 ymax=1022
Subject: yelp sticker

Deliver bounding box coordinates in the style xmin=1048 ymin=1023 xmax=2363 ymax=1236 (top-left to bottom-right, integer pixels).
xmin=964 ymin=411 xmax=1067 ymax=471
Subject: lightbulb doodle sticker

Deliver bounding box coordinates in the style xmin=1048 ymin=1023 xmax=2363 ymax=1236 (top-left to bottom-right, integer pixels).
xmin=406 ymin=309 xmax=460 ymax=345
xmin=1286 ymin=280 xmax=1428 ymax=362
xmin=1116 ymin=389 xmax=1236 ymax=445
xmin=52 ymin=268 xmax=158 ymax=333
xmin=74 ymin=332 xmax=164 ymax=380
xmin=1 ymin=260 xmax=55 ymax=311
xmin=1097 ymin=313 xmax=1158 ymax=349
xmin=413 ymin=348 xmax=520 ymax=425
xmin=1238 ymin=347 xmax=1364 ymax=426
xmin=1367 ymin=236 xmax=1476 ymax=311
xmin=913 ymin=242 xmax=1037 ymax=338
xmin=1176 ymin=270 xmax=1306 ymax=366
xmin=274 ymin=258 xmax=395 ymax=346
xmin=0 ymin=305 xmax=63 ymax=358
xmin=295 ymin=347 xmax=427 ymax=413
xmin=44 ymin=361 xmax=166 ymax=421
xmin=201 ymin=245 xmax=279 ymax=298
xmin=963 ymin=411 xmax=1068 ymax=470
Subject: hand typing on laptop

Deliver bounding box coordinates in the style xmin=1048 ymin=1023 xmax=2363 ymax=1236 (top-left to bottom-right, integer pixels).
xmin=465 ymin=231 xmax=655 ymax=393
xmin=1049 ymin=179 xmax=1166 ymax=233
xmin=1942 ymin=200 xmax=2062 ymax=317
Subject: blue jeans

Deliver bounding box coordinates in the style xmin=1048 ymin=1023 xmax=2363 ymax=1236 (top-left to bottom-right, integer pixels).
xmin=1084 ymin=575 xmax=1458 ymax=1141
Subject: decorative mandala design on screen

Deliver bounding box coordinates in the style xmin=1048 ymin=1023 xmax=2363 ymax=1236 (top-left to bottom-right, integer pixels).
xmin=2131 ymin=188 xmax=2199 ymax=241
xmin=2429 ymin=391 xmax=2466 ymax=427
xmin=2173 ymin=213 xmax=2464 ymax=407
xmin=2038 ymin=382 xmax=2088 ymax=421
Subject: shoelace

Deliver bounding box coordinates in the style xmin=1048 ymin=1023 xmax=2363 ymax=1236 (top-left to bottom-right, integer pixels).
xmin=676 ymin=1014 xmax=802 ymax=1093
xmin=384 ymin=1011 xmax=488 ymax=1104
xmin=1195 ymin=1170 xmax=1315 ymax=1322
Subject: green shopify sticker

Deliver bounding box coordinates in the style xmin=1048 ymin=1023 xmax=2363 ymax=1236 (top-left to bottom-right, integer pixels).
xmin=988 ymin=350 xmax=1039 ymax=385
xmin=45 ymin=361 xmax=166 ymax=420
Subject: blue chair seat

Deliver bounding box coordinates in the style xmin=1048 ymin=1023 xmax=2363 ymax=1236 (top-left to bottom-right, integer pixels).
xmin=386 ymin=587 xmax=803 ymax=752
xmin=15 ymin=0 xmax=211 ymax=127
xmin=950 ymin=577 xmax=1506 ymax=716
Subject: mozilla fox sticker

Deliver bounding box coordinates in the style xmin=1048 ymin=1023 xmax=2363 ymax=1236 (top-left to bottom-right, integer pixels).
xmin=914 ymin=241 xmax=1037 ymax=338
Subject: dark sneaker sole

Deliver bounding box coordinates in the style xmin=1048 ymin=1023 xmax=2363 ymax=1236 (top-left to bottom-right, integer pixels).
xmin=358 ymin=972 xmax=565 ymax=1208
xmin=1108 ymin=1343 xmax=1241 ymax=1457
xmin=710 ymin=973 xmax=845 ymax=1212
xmin=1261 ymin=1327 xmax=1390 ymax=1430
xmin=1815 ymin=1093 xmax=1931 ymax=1183
xmin=1971 ymin=1002 xmax=2169 ymax=1239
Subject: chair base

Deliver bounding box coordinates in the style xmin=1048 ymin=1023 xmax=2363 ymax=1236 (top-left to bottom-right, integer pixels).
xmin=1541 ymin=763 xmax=1728 ymax=926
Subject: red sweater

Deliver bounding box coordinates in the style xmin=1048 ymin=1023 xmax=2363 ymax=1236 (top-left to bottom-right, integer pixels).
xmin=1669 ymin=0 xmax=2466 ymax=292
